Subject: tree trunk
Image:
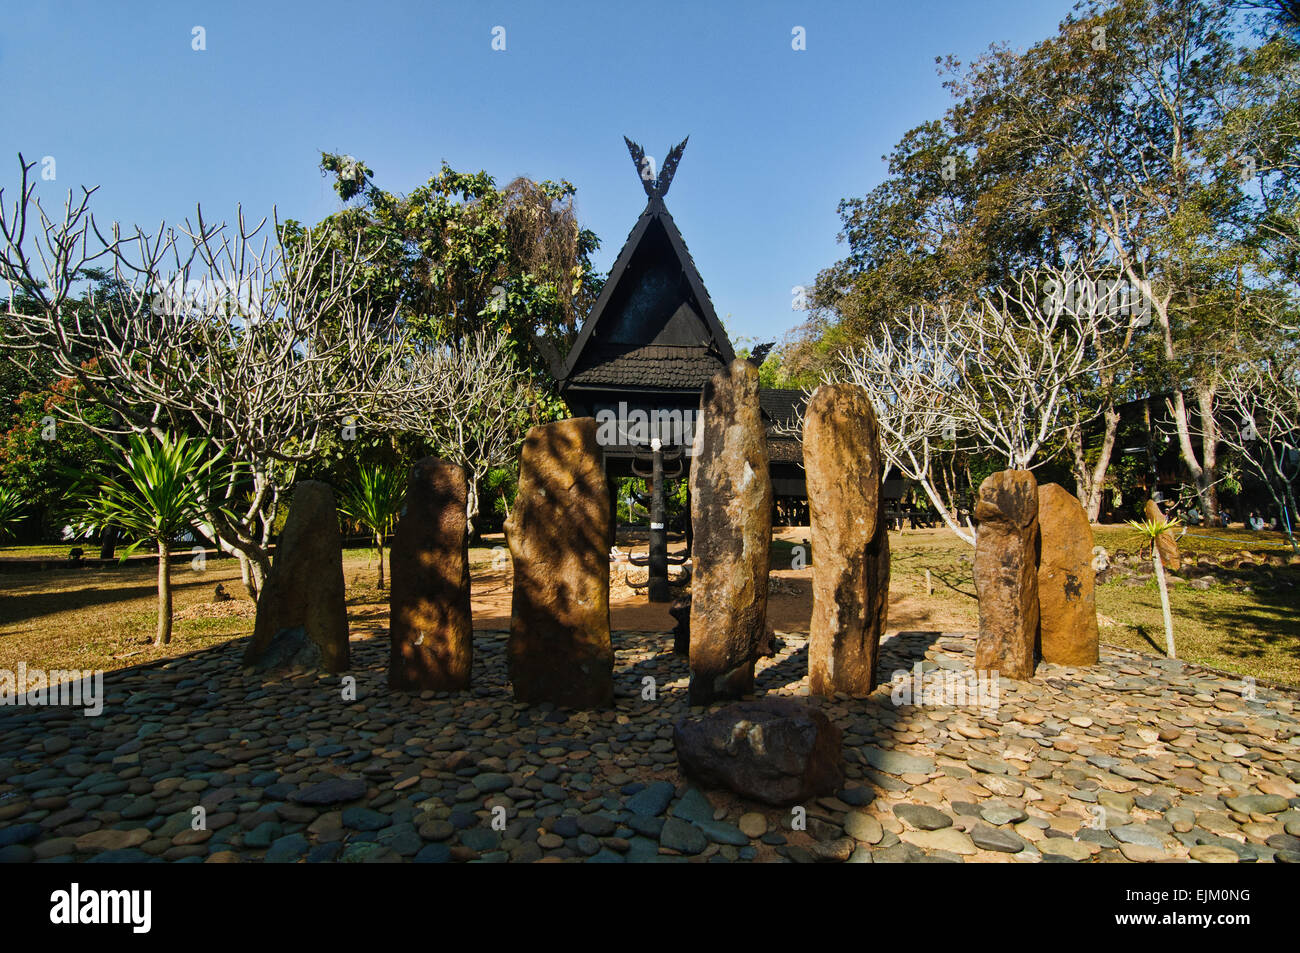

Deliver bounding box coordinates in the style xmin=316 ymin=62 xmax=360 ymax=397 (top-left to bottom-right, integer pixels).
xmin=1168 ymin=387 xmax=1220 ymax=522
xmin=1068 ymin=407 xmax=1120 ymax=522
xmin=194 ymin=490 xmax=275 ymax=603
xmin=1123 ymin=265 xmax=1220 ymax=522
xmin=237 ymin=552 xmax=257 ymax=601
xmin=1153 ymin=548 xmax=1175 ymax=659
xmin=233 ymin=550 xmax=269 ymax=601
xmin=376 ymin=532 xmax=385 ymax=590
xmin=252 ymin=556 xmax=268 ymax=598
xmin=1279 ymin=474 xmax=1300 ymax=555
xmin=1194 ymin=383 xmax=1220 ymax=520
xmin=917 ymin=475 xmax=975 ymax=546
xmin=466 ymin=480 xmax=480 ymax=543
xmin=156 ymin=539 xmax=173 ymax=646
xmin=237 ymin=552 xmax=251 ymax=596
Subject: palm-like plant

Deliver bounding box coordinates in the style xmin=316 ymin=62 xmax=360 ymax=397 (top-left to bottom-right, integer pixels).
xmin=0 ymin=487 xmax=25 ymax=542
xmin=1127 ymin=515 xmax=1182 ymax=659
xmin=69 ymin=433 xmax=230 ymax=646
xmin=337 ymin=464 xmax=407 ymax=590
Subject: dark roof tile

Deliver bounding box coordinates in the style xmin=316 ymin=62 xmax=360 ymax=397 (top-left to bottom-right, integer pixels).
xmin=568 ymin=345 xmax=726 ymax=389
xmin=759 ymin=388 xmax=807 ymax=428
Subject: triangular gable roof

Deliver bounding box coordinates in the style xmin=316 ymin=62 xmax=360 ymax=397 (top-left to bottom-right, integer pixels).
xmin=561 ymin=194 xmax=734 ymax=384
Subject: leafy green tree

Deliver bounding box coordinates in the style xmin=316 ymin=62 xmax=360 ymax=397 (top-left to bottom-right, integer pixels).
xmin=791 ymin=0 xmax=1288 ymax=523
xmin=0 ymin=487 xmax=24 ymax=541
xmin=615 ymin=476 xmax=689 ymax=532
xmin=279 ymin=156 xmax=600 ymax=533
xmin=0 ymin=373 xmax=119 ymax=530
xmin=1215 ymin=18 xmax=1300 ymax=281
xmin=483 ymin=465 xmax=518 ymax=531
xmin=1 ymin=270 xmax=132 ymax=531
xmin=1237 ymin=0 xmax=1300 ymax=39
xmin=952 ymin=0 xmax=1265 ymax=521
xmin=0 ymin=267 xmax=121 ymax=429
xmin=290 ymin=154 xmax=604 ymax=382
xmin=733 ymin=340 xmax=816 ymax=389
xmin=68 ymin=434 xmax=231 ymax=646
xmin=337 ymin=463 xmax=407 ymax=590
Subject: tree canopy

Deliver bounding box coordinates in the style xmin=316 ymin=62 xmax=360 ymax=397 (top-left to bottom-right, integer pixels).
xmin=293 ymin=153 xmax=605 ymax=385
xmin=785 ymin=0 xmax=1300 ymax=525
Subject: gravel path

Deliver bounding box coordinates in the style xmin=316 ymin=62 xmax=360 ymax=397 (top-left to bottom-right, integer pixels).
xmin=0 ymin=627 xmax=1296 ymax=863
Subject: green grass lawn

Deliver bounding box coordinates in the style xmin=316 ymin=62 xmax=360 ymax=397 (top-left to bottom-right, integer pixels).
xmin=0 ymin=543 xmax=93 ymax=559
xmin=777 ymin=524 xmax=1299 ymax=686
xmin=881 ymin=524 xmax=1300 ymax=686
xmin=1096 ymin=575 xmax=1299 ymax=685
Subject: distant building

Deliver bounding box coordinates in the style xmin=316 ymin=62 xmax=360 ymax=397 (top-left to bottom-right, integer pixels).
xmin=558 ymin=138 xmax=807 ymax=513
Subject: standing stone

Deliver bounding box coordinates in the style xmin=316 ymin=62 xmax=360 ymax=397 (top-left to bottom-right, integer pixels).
xmin=506 ymin=418 xmax=613 ymax=708
xmin=389 ymin=457 xmax=472 ymax=691
xmin=688 ymin=360 xmax=772 ymax=705
xmin=1037 ymin=484 xmax=1099 ymax=666
xmin=1143 ymin=499 xmax=1182 ymax=572
xmin=804 ymin=382 xmax=888 ymax=695
xmin=243 ymin=481 xmax=349 ymax=673
xmin=973 ymin=470 xmax=1038 ymax=680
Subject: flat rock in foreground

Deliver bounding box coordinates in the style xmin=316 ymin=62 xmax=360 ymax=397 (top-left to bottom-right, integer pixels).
xmin=673 ymin=697 xmax=844 ymax=806
xmin=2 ymin=628 xmax=1297 ymax=864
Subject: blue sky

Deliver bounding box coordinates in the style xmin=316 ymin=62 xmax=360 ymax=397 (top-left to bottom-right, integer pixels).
xmin=1 ymin=0 xmax=1079 ymax=347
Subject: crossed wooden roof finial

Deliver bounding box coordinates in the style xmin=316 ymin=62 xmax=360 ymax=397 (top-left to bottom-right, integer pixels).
xmin=623 ymin=136 xmax=689 ymax=199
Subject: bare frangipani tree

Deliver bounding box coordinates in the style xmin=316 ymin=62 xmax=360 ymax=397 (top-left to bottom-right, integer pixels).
xmin=367 ymin=329 xmax=538 ymax=535
xmin=944 ymin=268 xmax=1128 ymax=470
xmin=839 ymin=307 xmax=976 ymax=545
xmin=831 ymin=264 xmax=1128 ymax=545
xmin=1214 ymin=351 xmax=1300 ymax=552
xmin=0 ymin=155 xmax=411 ymax=598
xmin=1007 ymin=265 xmax=1144 ymax=520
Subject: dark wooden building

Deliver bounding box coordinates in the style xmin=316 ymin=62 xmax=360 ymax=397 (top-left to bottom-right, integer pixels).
xmin=558 ymin=137 xmax=807 ymax=503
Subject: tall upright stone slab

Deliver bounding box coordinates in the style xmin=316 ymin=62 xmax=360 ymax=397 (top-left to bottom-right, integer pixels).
xmin=243 ymin=480 xmax=349 ymax=673
xmin=688 ymin=360 xmax=772 ymax=705
xmin=389 ymin=457 xmax=472 ymax=691
xmin=1037 ymin=483 xmax=1099 ymax=666
xmin=804 ymin=382 xmax=889 ymax=695
xmin=506 ymin=418 xmax=613 ymax=708
xmin=1143 ymin=499 xmax=1182 ymax=572
xmin=973 ymin=470 xmax=1039 ymax=680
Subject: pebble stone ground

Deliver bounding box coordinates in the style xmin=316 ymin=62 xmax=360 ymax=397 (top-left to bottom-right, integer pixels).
xmin=0 ymin=627 xmax=1297 ymax=863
